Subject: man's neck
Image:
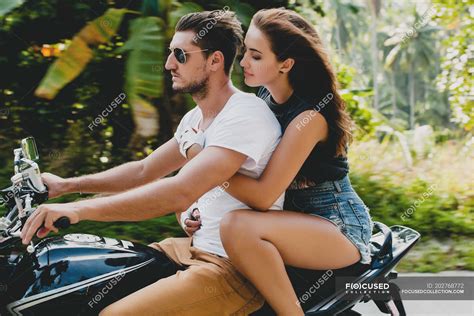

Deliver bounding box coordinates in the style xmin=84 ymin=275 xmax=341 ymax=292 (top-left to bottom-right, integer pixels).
xmin=193 ymin=79 xmax=238 ymax=120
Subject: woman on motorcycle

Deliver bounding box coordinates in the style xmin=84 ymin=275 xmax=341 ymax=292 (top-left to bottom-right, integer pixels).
xmin=180 ymin=8 xmax=374 ymax=316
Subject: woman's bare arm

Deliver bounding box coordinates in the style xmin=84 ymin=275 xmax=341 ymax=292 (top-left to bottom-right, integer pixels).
xmin=225 ymin=110 xmax=328 ymax=210
xmin=185 ymin=111 xmax=328 ymax=210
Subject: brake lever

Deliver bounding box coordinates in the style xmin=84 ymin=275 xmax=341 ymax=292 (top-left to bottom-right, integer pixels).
xmin=53 ymin=217 xmax=71 ymax=229
xmin=26 ymin=216 xmax=71 ymax=254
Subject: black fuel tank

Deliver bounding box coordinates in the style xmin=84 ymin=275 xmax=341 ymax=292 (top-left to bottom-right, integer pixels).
xmin=2 ymin=234 xmax=181 ymax=315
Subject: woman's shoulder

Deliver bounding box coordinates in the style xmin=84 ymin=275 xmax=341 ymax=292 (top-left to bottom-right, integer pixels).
xmin=290 ymin=92 xmax=334 ymax=123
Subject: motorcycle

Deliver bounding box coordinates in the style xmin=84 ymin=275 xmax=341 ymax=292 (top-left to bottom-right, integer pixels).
xmin=0 ymin=137 xmax=420 ymax=315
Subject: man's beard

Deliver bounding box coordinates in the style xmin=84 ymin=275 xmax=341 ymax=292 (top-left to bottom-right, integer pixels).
xmin=174 ymin=76 xmax=209 ymax=100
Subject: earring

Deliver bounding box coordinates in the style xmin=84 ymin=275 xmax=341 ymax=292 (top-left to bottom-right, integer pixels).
xmin=279 ymin=70 xmax=284 ymax=74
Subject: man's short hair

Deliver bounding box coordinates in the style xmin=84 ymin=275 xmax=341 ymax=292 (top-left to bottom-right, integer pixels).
xmin=175 ymin=10 xmax=243 ymax=75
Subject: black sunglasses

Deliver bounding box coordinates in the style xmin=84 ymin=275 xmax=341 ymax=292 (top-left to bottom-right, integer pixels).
xmin=169 ymin=47 xmax=209 ymax=64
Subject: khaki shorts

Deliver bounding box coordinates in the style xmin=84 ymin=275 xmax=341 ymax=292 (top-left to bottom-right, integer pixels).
xmin=102 ymin=237 xmax=264 ymax=316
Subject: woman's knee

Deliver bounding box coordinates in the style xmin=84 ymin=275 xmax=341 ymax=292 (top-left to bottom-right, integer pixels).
xmin=99 ymin=304 xmax=118 ymax=316
xmin=99 ymin=298 xmax=134 ymax=316
xmin=220 ymin=210 xmax=254 ymax=245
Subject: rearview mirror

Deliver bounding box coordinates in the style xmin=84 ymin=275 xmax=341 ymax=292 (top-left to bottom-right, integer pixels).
xmin=21 ymin=137 xmax=39 ymax=161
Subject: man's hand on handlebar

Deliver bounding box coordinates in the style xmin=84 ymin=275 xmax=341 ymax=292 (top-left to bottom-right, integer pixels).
xmin=20 ymin=203 xmax=80 ymax=245
xmin=41 ymin=172 xmax=69 ymax=198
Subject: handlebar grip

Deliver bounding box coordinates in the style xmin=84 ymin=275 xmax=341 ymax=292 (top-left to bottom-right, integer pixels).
xmin=54 ymin=217 xmax=71 ymax=229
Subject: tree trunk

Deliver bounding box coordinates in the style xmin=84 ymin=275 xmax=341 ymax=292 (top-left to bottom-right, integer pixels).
xmin=131 ymin=98 xmax=159 ymax=137
xmin=391 ymin=71 xmax=397 ymax=118
xmin=369 ymin=0 xmax=379 ymax=109
xmin=409 ymin=61 xmax=415 ymax=129
xmin=335 ymin=9 xmax=343 ymax=52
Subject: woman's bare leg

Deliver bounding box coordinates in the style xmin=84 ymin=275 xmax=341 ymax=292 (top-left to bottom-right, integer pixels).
xmin=220 ymin=209 xmax=361 ymax=316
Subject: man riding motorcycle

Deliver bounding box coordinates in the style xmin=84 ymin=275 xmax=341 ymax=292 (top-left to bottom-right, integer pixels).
xmin=21 ymin=10 xmax=283 ymax=316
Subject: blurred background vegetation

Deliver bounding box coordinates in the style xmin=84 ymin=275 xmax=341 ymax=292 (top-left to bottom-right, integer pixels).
xmin=0 ymin=0 xmax=472 ymax=272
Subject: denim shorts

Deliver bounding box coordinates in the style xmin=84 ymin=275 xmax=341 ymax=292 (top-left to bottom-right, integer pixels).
xmin=284 ymin=175 xmax=374 ymax=264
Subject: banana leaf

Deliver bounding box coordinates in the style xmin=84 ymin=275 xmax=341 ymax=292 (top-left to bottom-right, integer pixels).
xmin=0 ymin=0 xmax=25 ymax=17
xmin=120 ymin=16 xmax=166 ymax=137
xmin=121 ymin=16 xmax=165 ymax=99
xmin=219 ymin=0 xmax=255 ymax=28
xmin=167 ymin=2 xmax=204 ymax=38
xmin=384 ymin=43 xmax=401 ymax=69
xmin=35 ymin=8 xmax=129 ymax=100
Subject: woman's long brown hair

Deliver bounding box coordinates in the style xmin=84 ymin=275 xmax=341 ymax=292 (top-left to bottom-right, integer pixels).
xmin=252 ymin=8 xmax=353 ymax=156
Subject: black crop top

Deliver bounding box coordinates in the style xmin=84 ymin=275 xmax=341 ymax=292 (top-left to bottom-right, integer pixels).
xmin=257 ymin=87 xmax=349 ymax=183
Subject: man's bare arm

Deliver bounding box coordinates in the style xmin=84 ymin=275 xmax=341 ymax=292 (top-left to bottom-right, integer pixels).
xmin=21 ymin=146 xmax=246 ymax=244
xmin=75 ymin=146 xmax=246 ymax=221
xmin=57 ymin=139 xmax=187 ymax=195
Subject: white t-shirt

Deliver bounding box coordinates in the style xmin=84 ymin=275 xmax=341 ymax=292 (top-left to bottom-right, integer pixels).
xmin=175 ymin=91 xmax=285 ymax=257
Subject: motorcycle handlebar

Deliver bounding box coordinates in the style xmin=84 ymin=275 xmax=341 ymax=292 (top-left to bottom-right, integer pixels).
xmin=53 ymin=217 xmax=71 ymax=229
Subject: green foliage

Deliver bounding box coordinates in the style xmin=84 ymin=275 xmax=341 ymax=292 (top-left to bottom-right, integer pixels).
xmin=65 ymin=215 xmax=186 ymax=244
xmin=349 ymin=139 xmax=474 ymax=239
xmin=0 ymin=0 xmax=25 ymax=17
xmin=298 ymin=1 xmax=468 ymax=133
xmin=167 ymin=2 xmax=204 ymax=33
xmin=397 ymin=236 xmax=474 ymax=272
xmin=432 ymin=0 xmax=473 ymax=132
xmin=335 ymin=61 xmax=378 ymax=138
xmin=349 ymin=138 xmax=474 ymax=271
xmin=33 ymin=8 xmax=130 ymax=100
xmin=120 ymin=17 xmax=165 ymax=102
xmin=218 ymin=0 xmax=255 ymax=27
xmin=383 ymin=9 xmax=442 ymax=129
xmin=351 ymin=173 xmax=474 ymax=237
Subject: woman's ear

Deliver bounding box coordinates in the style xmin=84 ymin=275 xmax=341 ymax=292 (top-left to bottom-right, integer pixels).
xmin=279 ymin=58 xmax=295 ymax=74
